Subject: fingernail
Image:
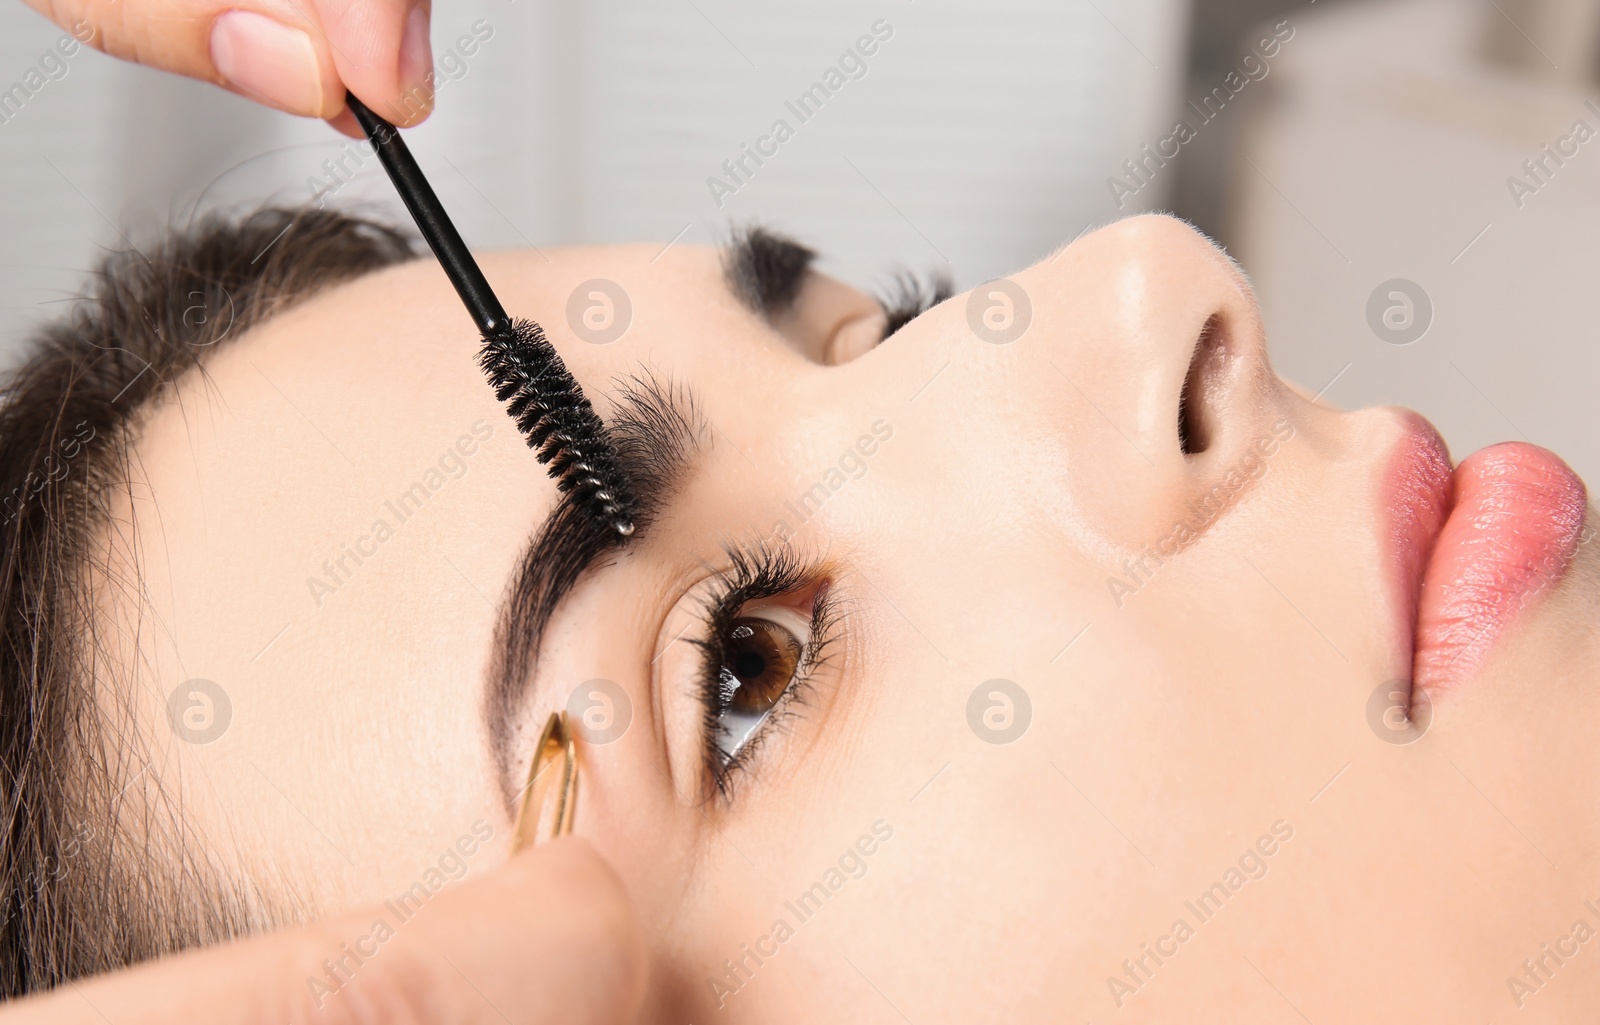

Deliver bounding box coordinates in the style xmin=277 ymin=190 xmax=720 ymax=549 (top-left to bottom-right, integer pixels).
xmin=397 ymin=4 xmax=434 ymax=119
xmin=210 ymin=11 xmax=326 ymax=116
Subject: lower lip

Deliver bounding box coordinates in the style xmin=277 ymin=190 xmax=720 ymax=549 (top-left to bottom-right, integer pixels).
xmin=1386 ymin=417 xmax=1587 ymax=692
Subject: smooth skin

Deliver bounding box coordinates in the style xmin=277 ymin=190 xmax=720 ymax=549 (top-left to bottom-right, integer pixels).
xmin=11 ymin=5 xmax=1600 ymax=1018
xmin=23 ymin=216 xmax=1600 ymax=1022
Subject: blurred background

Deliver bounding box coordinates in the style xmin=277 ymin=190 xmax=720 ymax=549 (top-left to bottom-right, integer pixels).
xmin=1 ymin=0 xmax=1598 ymax=481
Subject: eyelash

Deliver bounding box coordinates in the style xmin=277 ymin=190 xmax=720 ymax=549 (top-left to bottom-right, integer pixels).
xmin=877 ymin=270 xmax=954 ymax=339
xmin=689 ymin=544 xmax=840 ymax=802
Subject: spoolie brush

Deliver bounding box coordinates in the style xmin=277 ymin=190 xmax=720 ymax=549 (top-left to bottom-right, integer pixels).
xmin=345 ymin=92 xmax=636 ymax=537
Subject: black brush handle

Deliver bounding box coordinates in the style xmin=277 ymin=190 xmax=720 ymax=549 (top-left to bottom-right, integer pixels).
xmin=345 ymin=91 xmax=510 ymax=335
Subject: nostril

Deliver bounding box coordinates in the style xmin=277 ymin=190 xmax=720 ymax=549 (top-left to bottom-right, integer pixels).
xmin=1177 ymin=315 xmax=1230 ymax=457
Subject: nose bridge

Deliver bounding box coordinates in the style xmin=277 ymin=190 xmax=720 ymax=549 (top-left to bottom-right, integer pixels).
xmin=775 ymin=215 xmax=1280 ymax=561
xmin=947 ymin=216 xmax=1277 ymax=550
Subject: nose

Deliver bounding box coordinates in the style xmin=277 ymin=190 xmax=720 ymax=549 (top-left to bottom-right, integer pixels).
xmin=971 ymin=214 xmax=1284 ymax=547
xmin=780 ymin=214 xmax=1287 ymax=564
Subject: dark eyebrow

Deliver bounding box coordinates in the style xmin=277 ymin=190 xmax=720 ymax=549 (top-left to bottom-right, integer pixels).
xmin=485 ymin=372 xmax=705 ymax=811
xmin=722 ymin=226 xmax=815 ymax=320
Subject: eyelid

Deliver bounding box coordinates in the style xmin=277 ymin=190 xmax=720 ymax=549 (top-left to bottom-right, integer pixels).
xmin=824 ymin=309 xmax=890 ymax=365
xmin=770 ymin=272 xmax=885 ymax=365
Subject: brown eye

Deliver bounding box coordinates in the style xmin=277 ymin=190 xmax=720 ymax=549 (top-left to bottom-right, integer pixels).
xmin=725 ymin=618 xmax=803 ymax=714
xmin=709 ymin=609 xmax=811 ymax=764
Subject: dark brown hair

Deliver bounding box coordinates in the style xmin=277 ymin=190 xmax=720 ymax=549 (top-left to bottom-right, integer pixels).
xmin=0 ymin=206 xmax=416 ymax=994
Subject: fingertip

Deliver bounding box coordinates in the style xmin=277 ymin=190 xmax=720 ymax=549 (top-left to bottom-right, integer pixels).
xmin=316 ymin=0 xmax=435 ymax=127
xmin=510 ymin=837 xmax=648 ymax=1017
xmin=208 ymin=9 xmax=342 ymax=118
xmin=305 ymin=838 xmax=647 ymax=1025
xmin=346 ymin=72 xmax=433 ymax=130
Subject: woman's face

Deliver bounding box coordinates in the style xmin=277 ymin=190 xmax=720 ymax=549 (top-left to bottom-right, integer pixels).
xmin=114 ymin=215 xmax=1600 ymax=1020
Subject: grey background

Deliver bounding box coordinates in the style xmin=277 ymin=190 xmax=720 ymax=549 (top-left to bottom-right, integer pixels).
xmin=3 ymin=0 xmax=1599 ymax=484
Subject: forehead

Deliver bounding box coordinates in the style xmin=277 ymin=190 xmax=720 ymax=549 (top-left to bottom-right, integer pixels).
xmin=103 ymin=242 xmax=735 ymax=897
xmin=126 ymin=238 xmax=740 ymax=571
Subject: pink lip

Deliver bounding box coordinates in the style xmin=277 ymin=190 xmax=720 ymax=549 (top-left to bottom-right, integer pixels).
xmin=1385 ymin=414 xmax=1587 ymax=693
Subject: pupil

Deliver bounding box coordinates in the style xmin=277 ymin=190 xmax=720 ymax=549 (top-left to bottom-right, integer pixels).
xmin=733 ymin=650 xmax=768 ymax=681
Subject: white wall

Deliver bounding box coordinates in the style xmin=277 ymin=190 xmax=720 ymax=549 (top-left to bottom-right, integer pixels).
xmin=1230 ymin=0 xmax=1600 ymax=484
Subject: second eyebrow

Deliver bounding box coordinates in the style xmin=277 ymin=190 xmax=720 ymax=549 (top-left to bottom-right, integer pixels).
xmin=724 ymin=227 xmax=816 ymax=320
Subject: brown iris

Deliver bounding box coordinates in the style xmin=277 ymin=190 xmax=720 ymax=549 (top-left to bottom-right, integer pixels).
xmin=724 ymin=617 xmax=804 ymax=714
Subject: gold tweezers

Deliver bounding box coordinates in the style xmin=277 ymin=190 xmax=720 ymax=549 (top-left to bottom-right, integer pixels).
xmin=511 ymin=711 xmax=579 ymax=851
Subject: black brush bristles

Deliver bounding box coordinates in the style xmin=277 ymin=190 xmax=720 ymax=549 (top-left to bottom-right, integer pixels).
xmin=340 ymin=90 xmax=638 ymax=540
xmin=478 ymin=319 xmax=637 ymax=538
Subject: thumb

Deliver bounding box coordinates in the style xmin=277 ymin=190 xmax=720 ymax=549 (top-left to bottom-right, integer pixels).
xmin=0 ymin=836 xmax=647 ymax=1025
xmin=18 ymin=0 xmax=437 ymax=128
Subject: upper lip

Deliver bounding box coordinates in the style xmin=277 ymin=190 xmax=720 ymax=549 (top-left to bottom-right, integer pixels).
xmin=1383 ymin=411 xmax=1454 ymax=670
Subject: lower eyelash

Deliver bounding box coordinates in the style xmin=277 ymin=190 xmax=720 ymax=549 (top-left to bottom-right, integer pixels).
xmin=706 ymin=670 xmax=817 ymax=802
xmin=690 ymin=545 xmax=840 ymax=803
